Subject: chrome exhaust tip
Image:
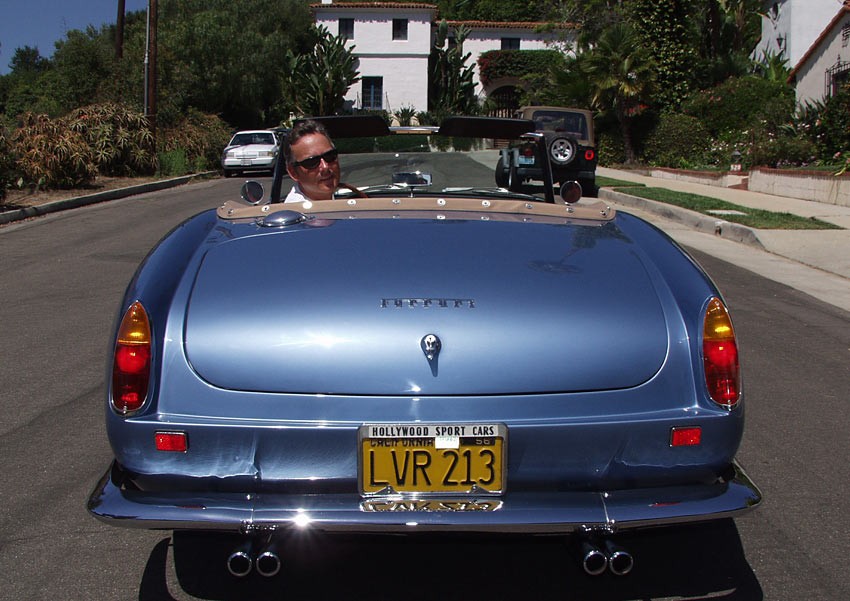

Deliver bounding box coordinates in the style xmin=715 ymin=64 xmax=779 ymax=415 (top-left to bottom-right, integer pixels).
xmin=605 ymin=540 xmax=634 ymax=576
xmin=256 ymin=548 xmax=282 ymax=578
xmin=226 ymin=545 xmax=253 ymax=578
xmin=581 ymin=541 xmax=608 ymax=576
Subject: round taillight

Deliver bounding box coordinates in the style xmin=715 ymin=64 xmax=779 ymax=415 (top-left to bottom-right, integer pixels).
xmin=584 ymin=149 xmax=596 ymax=161
xmin=111 ymin=301 xmax=152 ymax=415
xmin=702 ymin=297 xmax=740 ymax=408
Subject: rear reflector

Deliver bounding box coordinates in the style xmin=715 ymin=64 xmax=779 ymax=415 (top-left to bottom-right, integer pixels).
xmin=702 ymin=298 xmax=740 ymax=409
xmin=670 ymin=427 xmax=702 ymax=447
xmin=155 ymin=432 xmax=188 ymax=452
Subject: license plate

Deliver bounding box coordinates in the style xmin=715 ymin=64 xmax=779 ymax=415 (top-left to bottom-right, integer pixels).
xmin=241 ymin=159 xmax=252 ymax=166
xmin=518 ymin=156 xmax=535 ymax=165
xmin=359 ymin=424 xmax=506 ymax=495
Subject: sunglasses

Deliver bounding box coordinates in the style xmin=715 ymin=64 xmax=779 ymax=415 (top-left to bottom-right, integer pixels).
xmin=293 ymin=148 xmax=339 ymax=170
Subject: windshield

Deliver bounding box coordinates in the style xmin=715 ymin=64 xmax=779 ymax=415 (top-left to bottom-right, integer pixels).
xmin=230 ymin=132 xmax=276 ymax=146
xmin=331 ymin=135 xmax=546 ymax=200
xmin=531 ymin=110 xmax=588 ymax=139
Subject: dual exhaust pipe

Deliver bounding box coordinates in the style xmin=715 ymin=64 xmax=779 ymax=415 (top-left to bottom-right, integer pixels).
xmin=581 ymin=540 xmax=634 ymax=576
xmin=226 ymin=541 xmax=282 ymax=578
xmin=227 ymin=537 xmax=631 ymax=578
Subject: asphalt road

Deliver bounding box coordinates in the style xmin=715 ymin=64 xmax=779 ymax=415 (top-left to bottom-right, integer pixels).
xmin=1 ymin=157 xmax=848 ymax=600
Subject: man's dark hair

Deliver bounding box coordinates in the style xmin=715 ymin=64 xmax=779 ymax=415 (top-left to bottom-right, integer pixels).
xmin=285 ymin=120 xmax=333 ymax=166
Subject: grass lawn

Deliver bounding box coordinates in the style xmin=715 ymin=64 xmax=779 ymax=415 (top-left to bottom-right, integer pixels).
xmin=598 ymin=180 xmax=841 ymax=230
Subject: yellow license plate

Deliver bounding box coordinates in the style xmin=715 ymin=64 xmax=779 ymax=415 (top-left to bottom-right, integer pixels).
xmin=359 ymin=424 xmax=506 ymax=495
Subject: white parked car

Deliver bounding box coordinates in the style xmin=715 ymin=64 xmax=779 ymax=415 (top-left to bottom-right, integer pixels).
xmin=221 ymin=130 xmax=279 ymax=177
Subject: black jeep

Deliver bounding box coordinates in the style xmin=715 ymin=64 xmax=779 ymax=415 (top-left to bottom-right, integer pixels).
xmin=495 ymin=106 xmax=597 ymax=197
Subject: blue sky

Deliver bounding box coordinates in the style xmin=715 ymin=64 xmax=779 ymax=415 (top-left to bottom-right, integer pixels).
xmin=0 ymin=0 xmax=148 ymax=74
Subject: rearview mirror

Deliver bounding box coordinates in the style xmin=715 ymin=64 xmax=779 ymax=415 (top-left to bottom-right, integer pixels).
xmin=392 ymin=171 xmax=432 ymax=187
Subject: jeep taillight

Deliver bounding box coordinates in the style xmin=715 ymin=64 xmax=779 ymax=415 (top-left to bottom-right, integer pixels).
xmin=702 ymin=297 xmax=740 ymax=409
xmin=584 ymin=149 xmax=596 ymax=161
xmin=111 ymin=301 xmax=151 ymax=415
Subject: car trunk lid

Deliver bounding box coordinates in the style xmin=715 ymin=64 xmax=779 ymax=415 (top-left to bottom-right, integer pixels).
xmin=184 ymin=216 xmax=669 ymax=395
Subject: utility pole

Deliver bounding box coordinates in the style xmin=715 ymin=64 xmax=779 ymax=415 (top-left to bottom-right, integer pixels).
xmin=116 ymin=0 xmax=125 ymax=59
xmin=145 ymin=0 xmax=158 ymax=149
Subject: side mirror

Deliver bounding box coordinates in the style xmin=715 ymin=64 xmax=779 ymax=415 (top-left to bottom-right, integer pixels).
xmin=559 ymin=181 xmax=583 ymax=204
xmin=240 ymin=181 xmax=266 ymax=205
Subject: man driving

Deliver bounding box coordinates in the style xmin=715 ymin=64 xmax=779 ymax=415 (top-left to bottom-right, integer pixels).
xmin=284 ymin=120 xmax=341 ymax=203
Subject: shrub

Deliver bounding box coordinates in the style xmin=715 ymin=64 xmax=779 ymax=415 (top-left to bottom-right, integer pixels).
xmin=11 ymin=112 xmax=97 ymax=189
xmin=682 ymin=76 xmax=795 ymax=138
xmin=157 ymin=148 xmax=190 ymax=177
xmin=66 ymin=103 xmax=157 ymax=176
xmin=644 ymin=112 xmax=711 ymax=167
xmin=596 ymin=132 xmax=626 ymax=166
xmin=478 ymin=50 xmax=564 ymax=86
xmin=394 ymin=105 xmax=417 ymax=126
xmin=0 ymin=124 xmax=16 ymax=200
xmin=796 ymin=85 xmax=850 ymax=158
xmin=159 ymin=108 xmax=232 ymax=172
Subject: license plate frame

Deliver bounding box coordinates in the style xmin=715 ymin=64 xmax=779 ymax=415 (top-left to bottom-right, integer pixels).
xmin=358 ymin=423 xmax=506 ymax=496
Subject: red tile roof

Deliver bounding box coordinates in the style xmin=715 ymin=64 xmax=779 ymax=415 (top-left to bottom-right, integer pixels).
xmin=311 ymin=2 xmax=437 ymax=9
xmin=444 ymin=20 xmax=574 ymax=30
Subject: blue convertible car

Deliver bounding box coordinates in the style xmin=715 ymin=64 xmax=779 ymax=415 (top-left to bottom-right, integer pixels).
xmin=89 ymin=115 xmax=760 ymax=579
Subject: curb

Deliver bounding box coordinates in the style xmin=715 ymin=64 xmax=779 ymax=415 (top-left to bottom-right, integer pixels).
xmin=599 ymin=188 xmax=765 ymax=250
xmin=0 ymin=172 xmax=218 ymax=226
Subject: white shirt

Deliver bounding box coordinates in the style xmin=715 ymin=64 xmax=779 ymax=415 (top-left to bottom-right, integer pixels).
xmin=284 ymin=183 xmax=311 ymax=203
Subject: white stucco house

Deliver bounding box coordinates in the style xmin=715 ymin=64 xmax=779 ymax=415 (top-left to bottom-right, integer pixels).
xmin=752 ymin=0 xmax=841 ymax=67
xmin=786 ymin=1 xmax=850 ymax=105
xmin=311 ymin=1 xmax=573 ymax=115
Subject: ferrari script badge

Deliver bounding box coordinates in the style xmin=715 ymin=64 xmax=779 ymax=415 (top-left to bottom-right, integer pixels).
xmin=421 ymin=334 xmax=441 ymax=376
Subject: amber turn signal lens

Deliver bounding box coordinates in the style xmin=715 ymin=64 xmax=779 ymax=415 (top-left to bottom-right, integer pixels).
xmin=702 ymin=298 xmax=740 ymax=408
xmin=111 ymin=301 xmax=152 ymax=415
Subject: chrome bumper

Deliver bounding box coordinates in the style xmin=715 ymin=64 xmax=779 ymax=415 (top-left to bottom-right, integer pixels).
xmin=88 ymin=460 xmax=761 ymax=534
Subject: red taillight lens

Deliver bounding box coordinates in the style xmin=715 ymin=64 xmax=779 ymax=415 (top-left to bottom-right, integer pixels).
xmin=521 ymin=145 xmax=535 ymax=157
xmin=702 ymin=297 xmax=740 ymax=408
xmin=111 ymin=301 xmax=151 ymax=415
xmin=584 ymin=149 xmax=596 ymax=161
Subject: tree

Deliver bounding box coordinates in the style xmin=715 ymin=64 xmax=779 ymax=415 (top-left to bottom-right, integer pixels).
xmin=429 ymin=21 xmax=478 ymax=116
xmin=282 ymin=25 xmax=360 ymax=117
xmin=580 ymin=23 xmax=657 ymax=163
xmin=623 ymin=0 xmax=697 ymax=109
xmin=158 ymin=0 xmax=314 ymax=126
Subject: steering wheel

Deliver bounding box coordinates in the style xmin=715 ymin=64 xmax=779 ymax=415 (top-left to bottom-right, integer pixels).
xmin=335 ymin=182 xmax=368 ymax=198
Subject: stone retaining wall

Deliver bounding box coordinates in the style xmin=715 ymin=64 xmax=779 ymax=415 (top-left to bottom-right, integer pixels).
xmin=748 ymin=168 xmax=850 ymax=207
xmin=642 ymin=166 xmax=850 ymax=207
xmin=648 ymin=167 xmax=747 ymax=189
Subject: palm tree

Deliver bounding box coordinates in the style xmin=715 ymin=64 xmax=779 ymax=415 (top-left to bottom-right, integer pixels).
xmin=284 ymin=25 xmax=360 ymax=116
xmin=581 ymin=23 xmax=656 ymax=163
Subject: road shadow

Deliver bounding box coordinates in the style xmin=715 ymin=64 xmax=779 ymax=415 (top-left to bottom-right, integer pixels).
xmin=138 ymin=519 xmax=762 ymax=601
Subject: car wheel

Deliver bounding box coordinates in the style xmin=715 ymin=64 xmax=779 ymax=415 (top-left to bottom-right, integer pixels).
xmin=549 ymin=137 xmax=576 ymax=166
xmin=507 ymin=161 xmax=522 ymax=192
xmin=223 ymin=170 xmax=234 ymax=178
xmin=495 ymin=165 xmax=508 ymax=188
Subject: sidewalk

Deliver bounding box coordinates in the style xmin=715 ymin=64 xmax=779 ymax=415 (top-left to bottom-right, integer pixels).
xmin=597 ymin=166 xmax=850 ymax=313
